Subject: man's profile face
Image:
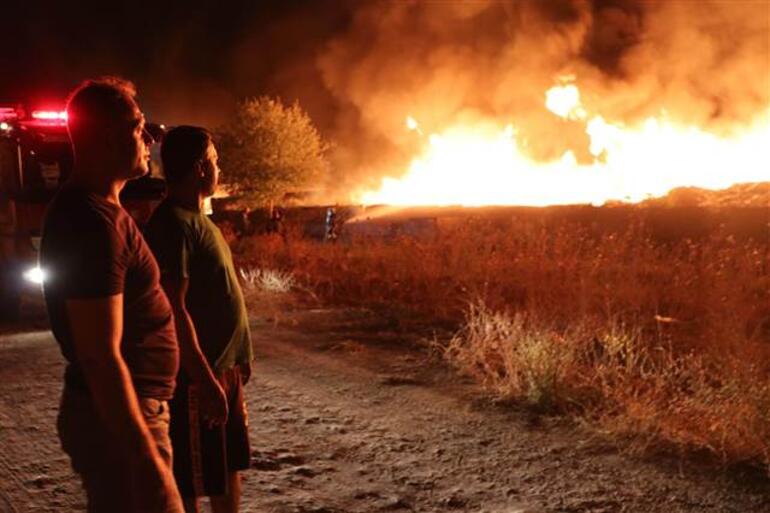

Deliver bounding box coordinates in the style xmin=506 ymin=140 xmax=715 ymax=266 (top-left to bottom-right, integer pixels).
xmin=110 ymin=100 xmax=151 ymax=180
xmin=126 ymin=104 xmax=151 ymax=179
xmin=200 ymin=142 xmax=220 ymax=198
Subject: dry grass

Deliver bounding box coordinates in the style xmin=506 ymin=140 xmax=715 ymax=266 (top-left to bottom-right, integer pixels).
xmin=238 ymin=266 xmax=299 ymax=327
xmin=232 ymin=210 xmax=770 ymax=469
xmin=446 ymin=303 xmax=770 ymax=467
xmin=239 ymin=267 xmax=296 ymax=294
xmin=443 ymin=302 xmax=585 ymax=409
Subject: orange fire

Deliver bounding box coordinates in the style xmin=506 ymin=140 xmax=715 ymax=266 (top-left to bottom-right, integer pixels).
xmin=355 ymin=83 xmax=770 ymax=206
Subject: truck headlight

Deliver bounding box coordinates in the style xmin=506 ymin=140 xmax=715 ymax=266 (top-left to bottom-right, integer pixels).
xmin=23 ymin=266 xmax=47 ymax=284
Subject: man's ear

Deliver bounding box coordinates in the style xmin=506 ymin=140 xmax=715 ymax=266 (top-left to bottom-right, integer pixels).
xmin=194 ymin=160 xmax=205 ymax=178
xmin=98 ymin=126 xmax=118 ymax=153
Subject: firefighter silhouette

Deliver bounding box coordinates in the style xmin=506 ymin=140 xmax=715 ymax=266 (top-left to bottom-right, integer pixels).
xmin=324 ymin=206 xmax=337 ymax=241
xmin=266 ymin=206 xmax=283 ymax=235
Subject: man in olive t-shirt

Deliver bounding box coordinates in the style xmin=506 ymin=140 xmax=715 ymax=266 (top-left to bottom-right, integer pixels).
xmin=145 ymin=126 xmax=252 ymax=513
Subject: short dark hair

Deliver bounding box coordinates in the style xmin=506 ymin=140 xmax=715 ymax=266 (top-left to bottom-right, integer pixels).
xmin=161 ymin=126 xmax=213 ymax=184
xmin=66 ymin=77 xmax=138 ymax=147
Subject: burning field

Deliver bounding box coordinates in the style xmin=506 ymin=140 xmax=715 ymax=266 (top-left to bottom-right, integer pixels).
xmin=234 ymin=201 xmax=770 ymax=470
xmin=225 ymin=0 xmax=770 ymax=472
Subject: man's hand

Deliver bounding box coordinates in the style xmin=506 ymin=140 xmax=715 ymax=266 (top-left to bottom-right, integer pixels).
xmin=239 ymin=361 xmax=252 ymax=385
xmin=162 ymin=276 xmax=228 ymax=428
xmin=133 ymin=454 xmax=185 ymax=513
xmin=66 ymin=295 xmax=185 ymax=513
xmin=196 ymin=374 xmax=228 ymax=429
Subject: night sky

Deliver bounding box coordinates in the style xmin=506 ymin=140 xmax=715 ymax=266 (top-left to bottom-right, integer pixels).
xmin=1 ymin=0 xmax=356 ymax=128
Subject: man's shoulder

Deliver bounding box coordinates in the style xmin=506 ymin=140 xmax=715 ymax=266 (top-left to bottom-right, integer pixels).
xmin=47 ymin=187 xmax=92 ymax=215
xmin=45 ymin=188 xmax=122 ymax=232
xmin=200 ymin=213 xmax=222 ymax=234
xmin=152 ymin=201 xmax=202 ymax=223
xmin=145 ymin=202 xmax=200 ymax=248
xmin=147 ymin=202 xmax=190 ymax=230
xmin=41 ymin=189 xmax=132 ymax=267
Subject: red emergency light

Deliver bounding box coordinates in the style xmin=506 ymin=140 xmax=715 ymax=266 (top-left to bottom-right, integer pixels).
xmin=31 ymin=110 xmax=68 ymax=122
xmin=0 ymin=107 xmax=18 ymax=121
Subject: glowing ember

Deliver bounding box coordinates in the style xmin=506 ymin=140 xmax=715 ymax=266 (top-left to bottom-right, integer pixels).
xmin=356 ymin=84 xmax=770 ymax=206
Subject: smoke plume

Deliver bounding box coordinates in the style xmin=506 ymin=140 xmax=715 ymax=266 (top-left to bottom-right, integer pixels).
xmin=4 ymin=0 xmax=767 ymax=200
xmin=313 ymin=0 xmax=770 ymax=198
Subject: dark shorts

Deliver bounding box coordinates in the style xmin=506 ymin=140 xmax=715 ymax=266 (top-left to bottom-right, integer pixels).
xmin=169 ymin=366 xmax=251 ymax=498
xmin=57 ymin=386 xmax=175 ymax=513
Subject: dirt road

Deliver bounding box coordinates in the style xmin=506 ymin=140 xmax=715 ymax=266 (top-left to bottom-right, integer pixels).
xmin=0 ymin=308 xmax=767 ymax=512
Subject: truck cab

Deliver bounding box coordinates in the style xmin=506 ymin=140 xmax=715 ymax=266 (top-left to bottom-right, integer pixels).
xmin=0 ymin=105 xmax=166 ymax=320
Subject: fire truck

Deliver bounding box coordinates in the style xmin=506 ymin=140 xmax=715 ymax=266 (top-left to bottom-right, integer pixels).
xmin=0 ymin=105 xmax=166 ymax=320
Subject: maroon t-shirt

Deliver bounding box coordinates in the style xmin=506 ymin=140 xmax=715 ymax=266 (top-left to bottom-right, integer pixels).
xmin=40 ymin=186 xmax=179 ymax=400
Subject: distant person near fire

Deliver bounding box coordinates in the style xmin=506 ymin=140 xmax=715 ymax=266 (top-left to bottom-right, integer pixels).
xmin=266 ymin=205 xmax=283 ymax=235
xmin=325 ymin=205 xmax=338 ymax=241
xmin=40 ymin=78 xmax=184 ymax=512
xmin=145 ymin=126 xmax=253 ymax=513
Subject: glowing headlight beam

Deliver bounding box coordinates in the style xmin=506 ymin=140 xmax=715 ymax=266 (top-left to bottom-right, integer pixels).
xmin=23 ymin=266 xmax=47 ymax=284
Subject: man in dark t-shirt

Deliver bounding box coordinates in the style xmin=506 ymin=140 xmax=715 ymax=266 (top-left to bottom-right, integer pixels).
xmin=145 ymin=126 xmax=253 ymax=513
xmin=39 ymin=78 xmax=184 ymax=513
xmin=43 ymin=188 xmax=178 ymax=397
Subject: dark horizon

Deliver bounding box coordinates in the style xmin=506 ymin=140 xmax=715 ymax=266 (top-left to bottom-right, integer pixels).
xmin=1 ymin=0 xmax=356 ymax=128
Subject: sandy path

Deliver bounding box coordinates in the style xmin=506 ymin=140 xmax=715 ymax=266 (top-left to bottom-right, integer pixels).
xmin=0 ymin=308 xmax=767 ymax=512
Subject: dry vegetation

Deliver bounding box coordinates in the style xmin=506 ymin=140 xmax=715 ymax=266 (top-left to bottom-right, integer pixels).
xmin=232 ymin=208 xmax=770 ymax=470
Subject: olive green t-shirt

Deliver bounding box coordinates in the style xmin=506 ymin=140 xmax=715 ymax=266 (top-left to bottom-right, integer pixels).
xmin=145 ymin=200 xmax=252 ymax=372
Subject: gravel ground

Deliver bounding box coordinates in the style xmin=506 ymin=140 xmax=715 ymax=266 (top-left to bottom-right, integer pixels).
xmin=0 ymin=307 xmax=768 ymax=513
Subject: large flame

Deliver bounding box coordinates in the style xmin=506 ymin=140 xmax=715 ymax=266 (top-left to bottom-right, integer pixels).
xmin=545 ymin=82 xmax=586 ymax=121
xmin=355 ymin=84 xmax=770 ymax=206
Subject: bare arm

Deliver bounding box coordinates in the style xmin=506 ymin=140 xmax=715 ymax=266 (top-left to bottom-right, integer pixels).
xmin=162 ymin=276 xmax=227 ymax=425
xmin=66 ymin=295 xmax=182 ymax=509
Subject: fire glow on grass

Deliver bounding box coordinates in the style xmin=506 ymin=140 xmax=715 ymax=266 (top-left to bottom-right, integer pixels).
xmin=356 ymin=84 xmax=770 ymax=207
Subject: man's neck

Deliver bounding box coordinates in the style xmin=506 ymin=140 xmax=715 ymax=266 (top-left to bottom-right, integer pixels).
xmin=68 ymin=164 xmax=125 ymax=205
xmin=166 ymin=188 xmax=204 ymax=212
